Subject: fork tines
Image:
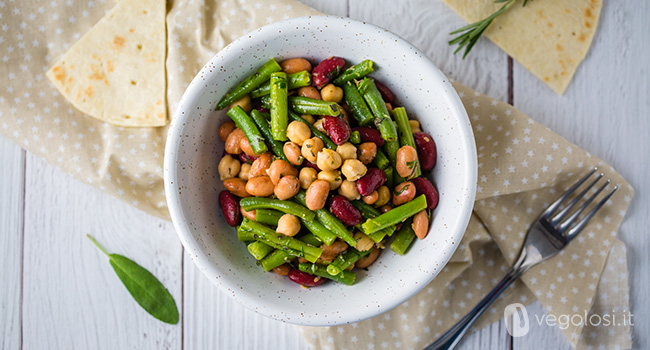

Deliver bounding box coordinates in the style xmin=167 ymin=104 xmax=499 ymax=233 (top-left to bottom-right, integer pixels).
xmin=542 ymin=168 xmax=618 ymax=239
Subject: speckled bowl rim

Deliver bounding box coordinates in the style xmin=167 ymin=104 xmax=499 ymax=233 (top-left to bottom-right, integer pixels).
xmin=164 ymin=15 xmax=477 ymax=326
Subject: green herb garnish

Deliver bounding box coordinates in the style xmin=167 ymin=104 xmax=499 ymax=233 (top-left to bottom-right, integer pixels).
xmin=449 ymin=0 xmax=531 ymax=58
xmin=87 ymin=235 xmax=179 ymax=324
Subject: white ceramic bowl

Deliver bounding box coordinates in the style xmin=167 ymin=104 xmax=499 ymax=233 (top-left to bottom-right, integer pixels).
xmin=164 ymin=16 xmax=477 ymax=326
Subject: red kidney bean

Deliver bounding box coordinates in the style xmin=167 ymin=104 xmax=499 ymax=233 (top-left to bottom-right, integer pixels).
xmin=356 ymin=167 xmax=386 ymax=196
xmin=302 ymin=159 xmax=321 ymax=171
xmin=322 ymin=116 xmax=350 ymax=145
xmin=312 ymin=57 xmax=345 ymax=89
xmin=329 ymin=195 xmax=362 ymax=226
xmin=412 ymin=177 xmax=439 ymax=210
xmin=288 ymin=269 xmax=326 ymax=287
xmin=239 ymin=153 xmax=258 ymax=164
xmin=374 ymin=80 xmax=394 ymax=104
xmin=219 ymin=190 xmax=241 ymax=226
xmin=414 ymin=132 xmax=437 ymax=171
xmin=352 ymin=126 xmax=385 ymax=147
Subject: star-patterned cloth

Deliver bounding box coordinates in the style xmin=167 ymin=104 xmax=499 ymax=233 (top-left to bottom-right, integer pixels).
xmin=0 ymin=1 xmax=633 ymax=349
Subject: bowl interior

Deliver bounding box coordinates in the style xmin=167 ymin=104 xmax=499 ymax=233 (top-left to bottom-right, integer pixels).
xmin=164 ymin=16 xmax=477 ymax=326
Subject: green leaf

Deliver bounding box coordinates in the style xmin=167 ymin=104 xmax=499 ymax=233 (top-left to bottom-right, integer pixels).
xmin=87 ymin=235 xmax=179 ymax=325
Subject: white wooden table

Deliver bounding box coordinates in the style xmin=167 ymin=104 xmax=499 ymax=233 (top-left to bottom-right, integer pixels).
xmin=1 ymin=1 xmax=648 ymax=349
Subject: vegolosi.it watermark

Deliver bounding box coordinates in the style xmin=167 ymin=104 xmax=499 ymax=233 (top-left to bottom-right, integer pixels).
xmin=503 ymin=303 xmax=634 ymax=337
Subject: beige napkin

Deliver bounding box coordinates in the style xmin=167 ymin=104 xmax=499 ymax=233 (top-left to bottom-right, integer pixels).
xmin=0 ymin=1 xmax=633 ymax=349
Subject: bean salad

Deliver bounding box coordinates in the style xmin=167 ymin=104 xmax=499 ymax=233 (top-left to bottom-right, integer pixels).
xmin=216 ymin=57 xmax=438 ymax=287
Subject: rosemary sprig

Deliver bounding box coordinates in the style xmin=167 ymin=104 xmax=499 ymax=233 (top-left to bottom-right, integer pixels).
xmin=449 ymin=0 xmax=531 ymax=58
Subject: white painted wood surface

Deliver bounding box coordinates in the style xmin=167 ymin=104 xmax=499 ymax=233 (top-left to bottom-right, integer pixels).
xmin=1 ymin=1 xmax=648 ymax=350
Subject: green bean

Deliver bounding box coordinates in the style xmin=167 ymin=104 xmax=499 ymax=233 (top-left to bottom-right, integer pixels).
xmin=240 ymin=197 xmax=315 ymax=221
xmin=351 ymin=200 xmax=380 ymax=219
xmin=384 ymin=165 xmax=395 ymax=189
xmin=255 ymin=209 xmax=284 ymax=227
xmin=373 ymin=148 xmax=390 ymax=170
xmin=249 ymin=109 xmax=288 ymax=161
xmin=288 ymin=112 xmax=337 ymax=150
xmin=250 ymin=71 xmax=312 ymax=98
xmin=326 ymin=249 xmax=370 ymax=275
xmin=342 ymin=81 xmax=374 ymax=126
xmin=289 ymin=96 xmax=342 ymax=116
xmin=298 ymin=263 xmax=356 ymax=285
xmin=240 ymin=219 xmax=322 ymax=263
xmin=260 ymin=250 xmax=292 ymax=271
xmin=270 ymin=72 xmax=289 ymax=141
xmin=237 ymin=225 xmax=255 ymax=241
xmin=332 ymin=60 xmax=375 ymax=86
xmin=361 ymin=195 xmax=427 ymax=234
xmin=300 ymin=219 xmax=337 ymax=246
xmin=247 ymin=241 xmax=274 ymax=260
xmin=350 ymin=130 xmax=361 ymax=144
xmin=294 ymin=191 xmax=357 ymax=247
xmin=216 ymin=58 xmax=282 ymax=110
xmin=367 ymin=226 xmax=396 ymax=243
xmin=357 ymin=78 xmax=398 ymax=141
xmin=299 ymin=233 xmax=323 ymax=247
xmin=390 ymin=217 xmax=416 ymax=255
xmin=227 ymin=106 xmax=268 ymax=155
xmin=383 ymin=140 xmax=405 ymax=184
xmin=392 ymin=107 xmax=421 ymax=178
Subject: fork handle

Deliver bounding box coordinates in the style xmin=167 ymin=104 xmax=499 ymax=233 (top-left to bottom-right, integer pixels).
xmin=424 ymin=266 xmax=525 ymax=350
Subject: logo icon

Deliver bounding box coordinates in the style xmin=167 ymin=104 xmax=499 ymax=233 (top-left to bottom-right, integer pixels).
xmin=504 ymin=303 xmax=530 ymax=337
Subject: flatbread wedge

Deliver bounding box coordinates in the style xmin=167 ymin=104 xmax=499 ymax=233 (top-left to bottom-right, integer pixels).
xmin=47 ymin=0 xmax=167 ymax=127
xmin=444 ymin=0 xmax=602 ymax=94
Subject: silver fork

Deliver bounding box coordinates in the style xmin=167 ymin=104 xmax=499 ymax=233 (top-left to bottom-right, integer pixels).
xmin=424 ymin=168 xmax=618 ymax=350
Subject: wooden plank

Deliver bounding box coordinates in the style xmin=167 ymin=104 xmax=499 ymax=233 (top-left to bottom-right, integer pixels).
xmin=0 ymin=137 xmax=24 ymax=350
xmin=512 ymin=1 xmax=650 ymax=349
xmin=21 ymin=154 xmax=183 ymax=350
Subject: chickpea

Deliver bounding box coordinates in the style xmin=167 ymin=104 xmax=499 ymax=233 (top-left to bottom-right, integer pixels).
xmin=240 ymin=137 xmax=257 ymax=157
xmin=245 ymin=176 xmax=274 ymax=197
xmin=241 ymin=207 xmax=256 ymax=221
xmin=298 ymin=86 xmax=321 ymax=100
xmin=224 ymin=128 xmax=245 ymax=154
xmin=385 ymin=102 xmax=393 ymax=114
xmin=274 ymin=175 xmax=300 ymax=200
xmin=362 ymin=191 xmax=379 ymax=205
xmin=223 ymin=178 xmax=249 ymax=197
xmin=336 ymin=142 xmax=357 ymax=161
xmin=317 ymin=149 xmax=343 ymax=171
xmin=305 ymin=179 xmax=330 ymax=210
xmin=277 ymin=214 xmax=301 ymax=237
xmin=313 ymin=118 xmax=325 ymax=133
xmin=272 ymin=264 xmax=291 ymax=276
xmin=283 ymin=142 xmax=304 ymax=166
xmin=409 ymin=120 xmax=422 ymax=133
xmin=321 ymin=84 xmax=343 ymax=103
xmin=374 ymin=186 xmax=391 ymax=207
xmin=267 ymin=159 xmax=298 ymax=185
xmin=379 ymin=204 xmax=393 ymax=213
xmin=318 ymin=170 xmax=342 ymax=190
xmin=299 ymin=167 xmax=318 ymax=189
xmin=218 ymin=154 xmax=241 ymax=180
xmin=356 ymin=247 xmax=380 ymax=269
xmin=320 ymin=240 xmax=348 ymax=262
xmin=301 ymin=114 xmax=315 ymax=124
xmin=238 ymin=163 xmax=251 ymax=181
xmin=228 ymin=95 xmax=252 ymax=113
xmin=280 ymin=58 xmax=312 ymax=74
xmin=249 ymin=152 xmax=273 ymax=178
xmin=392 ymin=181 xmax=416 ymax=206
xmin=396 ymin=145 xmax=419 ymax=179
xmin=357 ymin=142 xmax=377 ymax=165
xmin=286 ymin=121 xmax=311 ymax=146
xmin=301 ymin=137 xmax=324 ymax=163
xmin=341 ymin=159 xmax=367 ymax=181
xmin=354 ymin=232 xmax=375 ymax=252
xmin=218 ymin=121 xmax=236 ymax=142
xmin=340 ymin=106 xmax=351 ymax=125
xmin=412 ymin=210 xmax=429 ymax=239
xmin=338 ymin=179 xmax=361 ymax=201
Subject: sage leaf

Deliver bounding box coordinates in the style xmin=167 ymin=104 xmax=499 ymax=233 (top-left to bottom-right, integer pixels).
xmin=87 ymin=235 xmax=179 ymax=325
